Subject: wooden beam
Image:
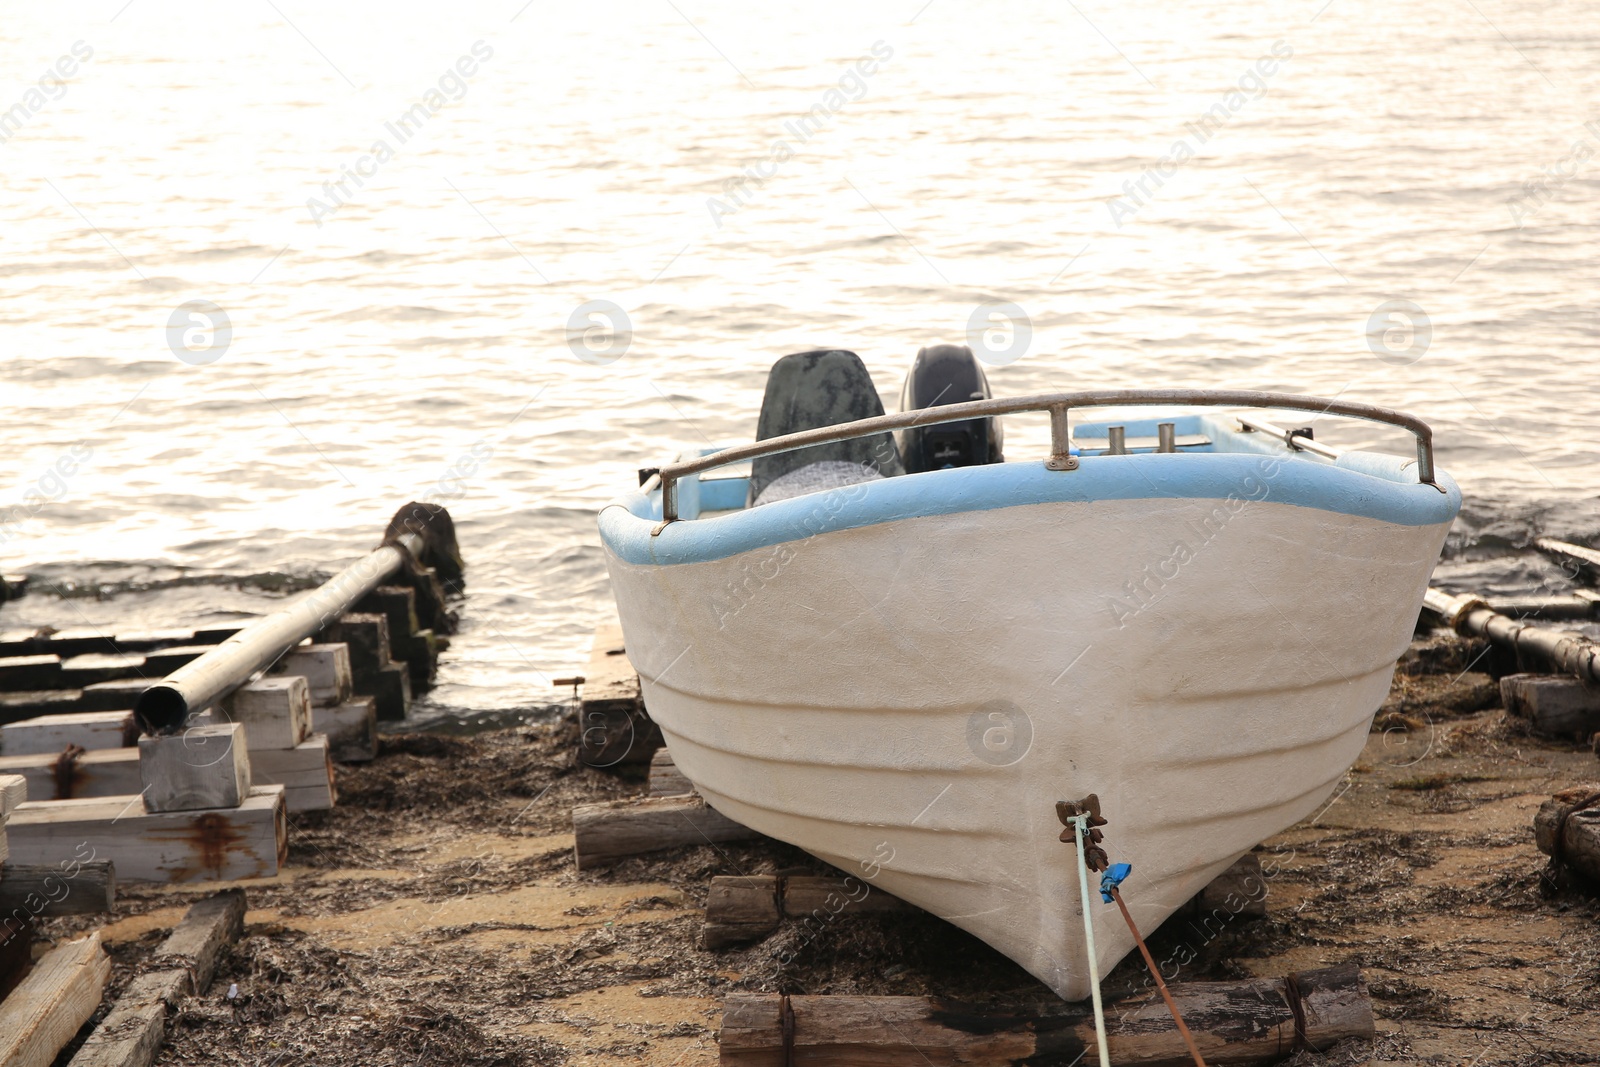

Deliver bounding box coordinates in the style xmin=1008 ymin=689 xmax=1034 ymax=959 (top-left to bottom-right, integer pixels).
xmin=319 ymin=615 xmax=409 ymax=721
xmin=2 ymin=711 xmax=136 ymax=756
xmin=0 ymin=933 xmax=111 ymax=1067
xmin=1501 ymin=674 xmax=1600 ymax=741
xmin=0 ymin=657 xmax=62 ymax=693
xmin=6 ymin=786 xmax=286 ymax=884
xmin=704 ymin=855 xmax=1269 ymax=950
xmin=138 ymin=724 xmax=251 ymax=813
xmin=705 ymin=875 xmax=907 ymax=949
xmin=222 ymin=676 xmax=311 ymax=751
xmin=0 ymin=692 xmax=84 ymax=727
xmin=572 ymin=794 xmax=760 ymax=871
xmin=719 ymin=965 xmax=1372 ymax=1066
xmin=648 ymin=748 xmax=692 ymax=797
xmin=249 ymin=736 xmax=336 ymax=812
xmin=312 ymin=698 xmax=376 ymax=763
xmin=0 ymin=862 xmax=116 ymax=917
xmin=0 ymin=774 xmax=26 ymax=817
xmin=67 ymin=890 xmax=246 ymax=1067
xmin=271 ymin=645 xmax=353 ymax=707
xmin=0 ymin=749 xmax=142 ymax=803
xmin=574 ymin=619 xmax=659 ymax=768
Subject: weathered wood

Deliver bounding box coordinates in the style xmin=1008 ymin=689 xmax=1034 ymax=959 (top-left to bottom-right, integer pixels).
xmin=222 ymin=676 xmax=311 ymax=750
xmin=0 ymin=933 xmax=111 ymax=1067
xmin=0 ymin=862 xmax=116 ymax=917
xmin=271 ymin=644 xmax=353 ymax=707
xmin=719 ymin=964 xmax=1372 ymax=1066
xmin=64 ymin=1003 xmax=163 ymax=1067
xmin=705 ymin=856 xmax=1268 ymax=950
xmin=79 ymin=680 xmax=156 ymax=713
xmin=0 ymin=691 xmax=84 ymax=726
xmin=138 ymin=724 xmax=251 ymax=813
xmin=1 ymin=749 xmax=143 ymax=803
xmin=1534 ymin=783 xmax=1600 ymax=884
xmin=312 ymin=698 xmax=376 ymax=763
xmin=249 ymin=735 xmax=336 ymax=811
xmin=38 ymin=630 xmax=118 ymax=658
xmin=108 ymin=630 xmax=196 ymax=653
xmin=139 ymin=646 xmax=210 ymax=675
xmin=353 ymin=586 xmax=420 ymax=653
xmin=649 ymin=747 xmax=692 ymax=796
xmin=59 ymin=654 xmax=146 ymax=688
xmin=152 ymin=888 xmax=245 ymax=991
xmin=2 ymin=711 xmax=136 ymax=756
xmin=575 ymin=620 xmax=659 ymax=768
xmin=67 ymin=890 xmax=247 ymax=1067
xmin=2 ymin=742 xmax=329 ymax=812
xmin=0 ymin=917 xmax=34 ymax=1001
xmin=319 ymin=615 xmax=409 ymax=721
xmin=573 ymin=794 xmax=760 ymax=871
xmin=705 ymin=874 xmax=906 ymax=949
xmin=0 ymin=656 xmax=62 ymax=692
xmin=0 ymin=773 xmax=27 ymax=816
xmin=1501 ymin=674 xmax=1600 ymax=741
xmin=6 ymin=786 xmax=286 ymax=883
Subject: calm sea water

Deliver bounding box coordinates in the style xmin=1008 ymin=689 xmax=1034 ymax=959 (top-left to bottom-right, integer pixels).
xmin=2 ymin=0 xmax=1598 ymax=719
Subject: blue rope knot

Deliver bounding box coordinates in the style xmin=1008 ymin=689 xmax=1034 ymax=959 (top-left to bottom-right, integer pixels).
xmin=1100 ymin=862 xmax=1132 ymax=903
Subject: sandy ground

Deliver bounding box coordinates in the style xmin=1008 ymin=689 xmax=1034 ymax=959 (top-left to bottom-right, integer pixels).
xmin=33 ymin=633 xmax=1600 ymax=1067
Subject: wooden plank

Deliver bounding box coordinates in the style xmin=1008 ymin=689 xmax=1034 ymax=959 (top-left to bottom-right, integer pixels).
xmin=108 ymin=630 xmax=196 ymax=653
xmin=249 ymin=736 xmax=335 ymax=812
xmin=67 ymin=890 xmax=246 ymax=1067
xmin=0 ymin=656 xmax=62 ymax=693
xmin=138 ymin=724 xmax=251 ymax=813
xmin=319 ymin=615 xmax=409 ymax=721
xmin=312 ymin=698 xmax=376 ymax=763
xmin=0 ymin=933 xmax=111 ymax=1067
xmin=222 ymin=676 xmax=311 ymax=751
xmin=0 ymin=749 xmax=142 ymax=803
xmin=572 ymin=794 xmax=760 ymax=871
xmin=79 ymin=680 xmax=155 ymax=713
xmin=272 ymin=645 xmax=352 ymax=707
xmin=0 ymin=774 xmax=27 ymax=816
xmin=64 ymin=1003 xmax=162 ymax=1067
xmin=0 ymin=862 xmax=116 ymax=917
xmin=648 ymin=748 xmax=692 ymax=797
xmin=719 ymin=964 xmax=1373 ymax=1066
xmin=0 ymin=691 xmax=84 ymax=726
xmin=139 ymin=646 xmax=210 ymax=675
xmin=150 ymin=888 xmax=245 ymax=991
xmin=58 ymin=655 xmax=146 ymax=689
xmin=2 ymin=711 xmax=136 ymax=756
xmin=575 ymin=619 xmax=659 ymax=768
xmin=6 ymin=786 xmax=286 ymax=883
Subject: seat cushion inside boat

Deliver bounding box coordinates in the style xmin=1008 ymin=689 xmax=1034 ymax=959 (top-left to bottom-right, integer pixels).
xmin=751 ymin=460 xmax=885 ymax=506
xmin=747 ymin=349 xmax=904 ymax=506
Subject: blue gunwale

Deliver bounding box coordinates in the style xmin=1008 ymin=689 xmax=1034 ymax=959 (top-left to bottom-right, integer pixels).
xmin=600 ymin=412 xmax=1461 ymax=568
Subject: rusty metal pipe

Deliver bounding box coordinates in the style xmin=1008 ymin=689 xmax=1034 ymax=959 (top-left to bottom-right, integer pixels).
xmin=134 ymin=529 xmax=424 ymax=734
xmin=1423 ymin=587 xmax=1600 ymax=686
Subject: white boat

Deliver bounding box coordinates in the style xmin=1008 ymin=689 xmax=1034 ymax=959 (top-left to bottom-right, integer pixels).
xmin=599 ymin=349 xmax=1459 ymax=1000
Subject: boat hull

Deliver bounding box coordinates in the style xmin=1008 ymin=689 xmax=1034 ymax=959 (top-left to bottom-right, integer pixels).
xmin=603 ymin=466 xmax=1455 ymax=999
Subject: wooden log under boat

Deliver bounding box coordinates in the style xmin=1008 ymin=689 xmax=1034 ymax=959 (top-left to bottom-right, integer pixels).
xmin=572 ymin=794 xmax=759 ymax=870
xmin=718 ymin=964 xmax=1373 ymax=1066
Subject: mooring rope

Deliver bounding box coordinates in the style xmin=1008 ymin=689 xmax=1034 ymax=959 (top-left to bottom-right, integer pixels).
xmin=1068 ymin=812 xmax=1112 ymax=1067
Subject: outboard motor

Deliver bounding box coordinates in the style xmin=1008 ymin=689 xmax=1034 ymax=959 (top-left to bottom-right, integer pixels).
xmin=895 ymin=344 xmax=1004 ymax=472
xmin=748 ymin=349 xmax=905 ymax=507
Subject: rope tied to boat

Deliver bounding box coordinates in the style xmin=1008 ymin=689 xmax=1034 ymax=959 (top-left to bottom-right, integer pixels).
xmin=1057 ymin=795 xmax=1209 ymax=1067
